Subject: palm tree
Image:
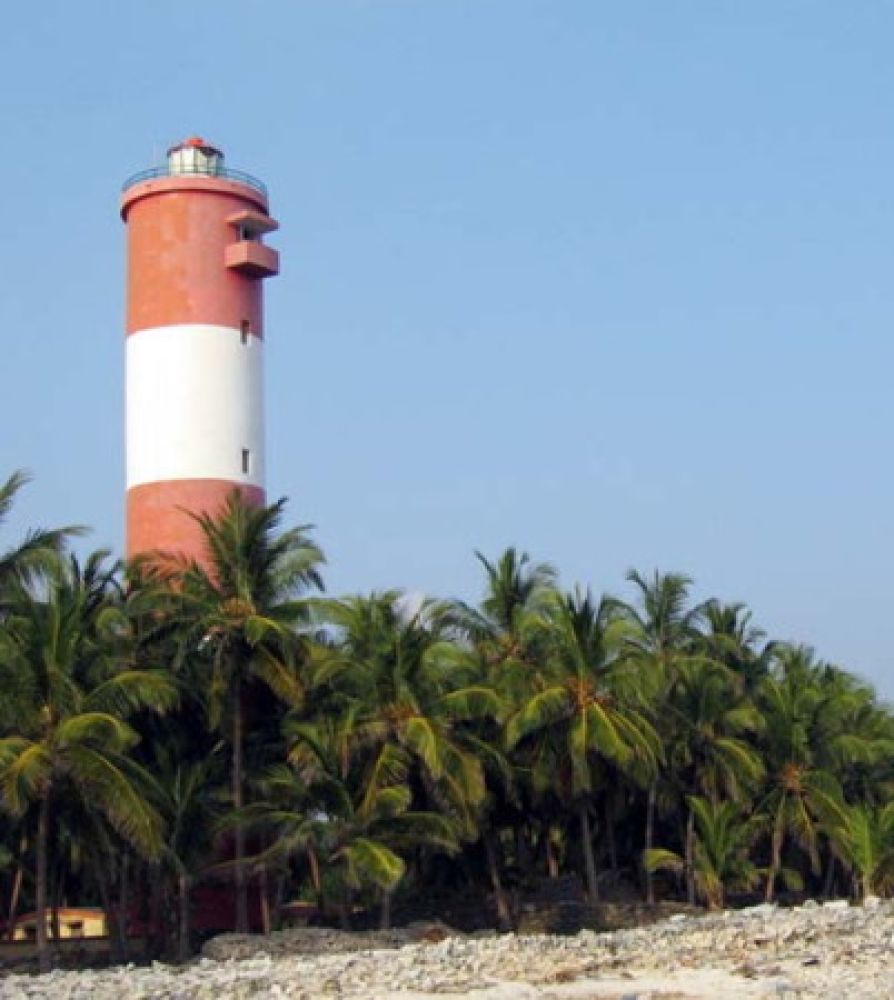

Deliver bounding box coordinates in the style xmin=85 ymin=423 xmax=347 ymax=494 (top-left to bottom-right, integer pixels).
xmin=240 ymin=724 xmax=458 ymax=929
xmin=814 ymin=664 xmax=894 ymax=896
xmin=826 ymin=801 xmax=894 ymax=899
xmin=154 ymin=748 xmax=224 ymax=960
xmin=810 ymin=664 xmax=894 ymax=801
xmin=0 ymin=551 xmax=176 ymax=970
xmin=319 ymin=592 xmax=496 ymax=839
xmin=620 ymin=570 xmax=705 ymax=903
xmin=0 ymin=470 xmax=82 ymax=601
xmin=646 ymin=796 xmax=760 ymax=910
xmin=454 ymin=549 xmax=556 ymax=913
xmin=506 ymin=588 xmax=661 ymax=901
xmin=832 ymin=695 xmax=894 ymax=812
xmin=165 ymin=491 xmax=324 ymax=932
xmin=701 ymin=600 xmax=773 ymax=696
xmin=664 ymin=657 xmax=764 ymax=902
xmin=757 ymin=646 xmax=847 ymax=901
xmin=307 ymin=590 xmax=502 ymax=924
xmin=758 ymin=649 xmax=894 ymax=900
xmin=456 ymin=548 xmax=556 ymax=698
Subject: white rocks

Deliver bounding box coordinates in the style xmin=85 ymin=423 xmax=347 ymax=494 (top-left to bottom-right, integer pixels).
xmin=2 ymin=899 xmax=893 ymax=998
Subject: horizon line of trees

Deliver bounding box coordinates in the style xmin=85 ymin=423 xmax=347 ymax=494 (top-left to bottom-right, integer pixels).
xmin=0 ymin=469 xmax=892 ymax=973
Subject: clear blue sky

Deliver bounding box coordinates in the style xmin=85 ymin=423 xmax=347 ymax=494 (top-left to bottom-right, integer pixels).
xmin=2 ymin=2 xmax=893 ymax=695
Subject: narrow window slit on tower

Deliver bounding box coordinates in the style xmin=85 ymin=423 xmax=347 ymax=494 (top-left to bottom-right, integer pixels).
xmin=240 ymin=320 xmax=250 ymax=344
xmin=242 ymin=449 xmax=251 ymax=474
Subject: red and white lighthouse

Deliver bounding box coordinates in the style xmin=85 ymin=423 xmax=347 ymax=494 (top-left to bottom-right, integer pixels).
xmin=121 ymin=138 xmax=279 ymax=563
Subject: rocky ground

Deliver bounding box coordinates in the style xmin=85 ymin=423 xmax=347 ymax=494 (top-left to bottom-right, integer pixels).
xmin=1 ymin=898 xmax=892 ymax=999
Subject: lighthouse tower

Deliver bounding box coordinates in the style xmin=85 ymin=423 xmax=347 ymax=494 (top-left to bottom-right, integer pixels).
xmin=121 ymin=138 xmax=279 ymax=563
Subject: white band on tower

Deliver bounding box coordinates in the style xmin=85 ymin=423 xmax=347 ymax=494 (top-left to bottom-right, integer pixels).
xmin=125 ymin=324 xmax=264 ymax=491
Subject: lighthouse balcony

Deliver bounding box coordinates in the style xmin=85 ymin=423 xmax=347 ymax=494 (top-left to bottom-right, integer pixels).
xmin=122 ymin=164 xmax=267 ymax=197
xmin=225 ymin=241 xmax=279 ymax=279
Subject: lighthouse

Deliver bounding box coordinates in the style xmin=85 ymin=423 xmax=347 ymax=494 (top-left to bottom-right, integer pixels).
xmin=121 ymin=138 xmax=279 ymax=563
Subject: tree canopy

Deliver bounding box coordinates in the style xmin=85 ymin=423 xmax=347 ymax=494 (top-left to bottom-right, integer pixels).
xmin=1 ymin=474 xmax=892 ymax=969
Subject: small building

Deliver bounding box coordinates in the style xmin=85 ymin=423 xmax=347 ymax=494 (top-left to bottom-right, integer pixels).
xmin=10 ymin=908 xmax=107 ymax=941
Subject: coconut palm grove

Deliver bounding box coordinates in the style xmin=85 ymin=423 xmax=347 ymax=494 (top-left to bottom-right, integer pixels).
xmin=0 ymin=470 xmax=892 ymax=972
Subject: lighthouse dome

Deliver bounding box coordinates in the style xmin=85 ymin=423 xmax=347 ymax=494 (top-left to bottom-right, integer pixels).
xmin=166 ymin=137 xmax=224 ymax=177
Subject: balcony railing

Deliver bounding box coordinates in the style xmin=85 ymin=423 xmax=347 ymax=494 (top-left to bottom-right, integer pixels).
xmin=122 ymin=164 xmax=267 ymax=197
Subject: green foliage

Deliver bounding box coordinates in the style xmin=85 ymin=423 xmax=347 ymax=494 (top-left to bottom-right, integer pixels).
xmin=826 ymin=801 xmax=894 ymax=898
xmin=0 ymin=550 xmax=174 ymax=854
xmin=0 ymin=470 xmax=84 ymax=597
xmin=646 ymin=796 xmax=760 ymax=909
xmin=2 ymin=472 xmax=894 ymax=966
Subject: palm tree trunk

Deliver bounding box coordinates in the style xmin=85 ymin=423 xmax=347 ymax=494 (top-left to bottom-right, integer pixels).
xmin=379 ymin=888 xmax=393 ymax=930
xmin=685 ymin=806 xmax=696 ymax=906
xmin=545 ymin=826 xmax=559 ymax=879
xmin=6 ymin=834 xmax=26 ymax=943
xmin=579 ymin=802 xmax=598 ymax=903
xmin=233 ymin=679 xmax=248 ymax=933
xmin=644 ymin=782 xmax=656 ymax=904
xmin=483 ymin=832 xmax=512 ymax=931
xmin=178 ymin=873 xmax=190 ymax=963
xmin=339 ymin=886 xmax=352 ymax=930
xmin=35 ymin=794 xmax=50 ymax=974
xmin=765 ymin=817 xmax=784 ymax=903
xmin=273 ymin=872 xmax=286 ymax=930
xmin=50 ymin=852 xmax=65 ymax=946
xmin=259 ymin=864 xmax=271 ymax=935
xmin=6 ymin=862 xmax=23 ymax=943
xmin=307 ymin=846 xmax=324 ymax=916
xmin=117 ymin=854 xmax=130 ymax=961
xmin=50 ymin=875 xmax=61 ymax=945
xmin=822 ymin=855 xmax=836 ymax=899
xmin=862 ymin=873 xmax=873 ymax=901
